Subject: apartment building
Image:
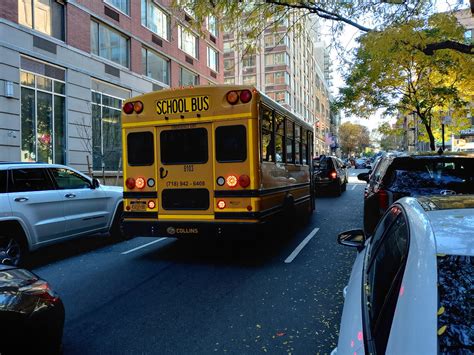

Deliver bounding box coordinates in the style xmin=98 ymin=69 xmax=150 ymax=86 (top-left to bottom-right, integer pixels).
xmin=0 ymin=0 xmax=223 ymax=175
xmin=223 ymin=14 xmax=332 ymax=156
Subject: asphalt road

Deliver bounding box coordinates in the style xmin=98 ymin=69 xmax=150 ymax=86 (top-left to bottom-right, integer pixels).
xmin=32 ymin=170 xmax=367 ymax=355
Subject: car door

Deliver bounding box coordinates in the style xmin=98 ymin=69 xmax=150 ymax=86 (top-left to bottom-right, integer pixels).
xmin=363 ymin=207 xmax=409 ymax=354
xmin=49 ymin=167 xmax=109 ymax=237
xmin=8 ymin=167 xmax=66 ymax=244
xmin=0 ymin=170 xmax=12 ymax=219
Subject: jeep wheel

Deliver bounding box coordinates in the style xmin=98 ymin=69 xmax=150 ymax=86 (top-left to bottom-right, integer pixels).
xmin=0 ymin=235 xmax=27 ymax=266
xmin=110 ymin=205 xmax=130 ymax=241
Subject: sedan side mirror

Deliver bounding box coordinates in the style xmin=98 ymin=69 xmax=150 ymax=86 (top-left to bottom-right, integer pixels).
xmin=337 ymin=229 xmax=366 ymax=251
xmin=357 ymin=172 xmax=370 ymax=182
xmin=92 ymin=178 xmax=100 ymax=189
xmin=366 ymin=165 xmax=372 ymax=170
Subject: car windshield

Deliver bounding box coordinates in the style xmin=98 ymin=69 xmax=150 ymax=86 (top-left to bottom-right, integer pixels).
xmin=386 ymin=158 xmax=474 ymax=194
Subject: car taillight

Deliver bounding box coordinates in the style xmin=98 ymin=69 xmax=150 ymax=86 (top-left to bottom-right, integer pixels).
xmin=226 ymin=175 xmax=238 ymax=188
xmin=239 ymin=90 xmax=252 ymax=103
xmin=239 ymin=174 xmax=250 ymax=188
xmin=226 ymin=91 xmax=239 ymax=105
xmin=378 ymin=189 xmax=389 ymax=210
xmin=135 ymin=177 xmax=146 ymax=189
xmin=125 ymin=177 xmax=136 ymax=189
xmin=19 ymin=280 xmax=60 ymax=303
xmin=123 ymin=102 xmax=134 ymax=114
xmin=329 ymin=170 xmax=337 ymax=179
xmin=217 ymin=200 xmax=226 ymax=209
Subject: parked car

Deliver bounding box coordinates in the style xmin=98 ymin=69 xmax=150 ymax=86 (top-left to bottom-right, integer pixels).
xmin=334 ymin=195 xmax=474 ymax=355
xmin=355 ymin=158 xmax=370 ymax=169
xmin=0 ymin=163 xmax=124 ymax=266
xmin=358 ymin=153 xmax=474 ymax=235
xmin=0 ymin=263 xmax=65 ymax=354
xmin=313 ymin=155 xmax=349 ymax=196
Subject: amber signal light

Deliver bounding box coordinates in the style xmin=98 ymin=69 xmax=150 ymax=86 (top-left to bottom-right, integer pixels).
xmin=226 ymin=91 xmax=239 ymax=105
xmin=135 ymin=177 xmax=146 ymax=189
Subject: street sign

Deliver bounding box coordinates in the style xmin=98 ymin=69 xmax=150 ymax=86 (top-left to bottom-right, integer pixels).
xmin=441 ymin=115 xmax=452 ymax=125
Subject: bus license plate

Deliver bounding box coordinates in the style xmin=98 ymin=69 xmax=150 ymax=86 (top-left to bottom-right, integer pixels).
xmin=130 ymin=202 xmax=146 ymax=211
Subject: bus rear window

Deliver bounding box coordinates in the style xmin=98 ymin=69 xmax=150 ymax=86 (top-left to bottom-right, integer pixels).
xmin=161 ymin=128 xmax=208 ymax=164
xmin=127 ymin=132 xmax=154 ymax=166
xmin=216 ymin=125 xmax=247 ymax=162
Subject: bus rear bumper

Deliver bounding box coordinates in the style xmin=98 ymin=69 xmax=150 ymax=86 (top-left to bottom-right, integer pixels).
xmin=121 ymin=220 xmax=264 ymax=239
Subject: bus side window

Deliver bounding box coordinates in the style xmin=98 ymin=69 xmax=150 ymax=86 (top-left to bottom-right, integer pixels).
xmin=275 ymin=113 xmax=284 ymax=163
xmin=286 ymin=120 xmax=294 ymax=163
xmin=261 ymin=106 xmax=274 ymax=162
xmin=295 ymin=125 xmax=301 ymax=164
xmin=302 ymin=129 xmax=307 ymax=165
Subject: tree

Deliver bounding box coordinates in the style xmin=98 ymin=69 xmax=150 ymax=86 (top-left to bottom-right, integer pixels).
xmin=338 ymin=122 xmax=371 ymax=156
xmin=172 ymin=1 xmax=473 ymax=56
xmin=377 ymin=122 xmax=405 ymax=151
xmin=337 ymin=14 xmax=474 ymax=151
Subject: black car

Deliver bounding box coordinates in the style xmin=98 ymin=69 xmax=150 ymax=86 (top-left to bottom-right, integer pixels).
xmin=0 ymin=264 xmax=65 ymax=355
xmin=358 ymin=153 xmax=474 ymax=235
xmin=313 ymin=155 xmax=348 ymax=196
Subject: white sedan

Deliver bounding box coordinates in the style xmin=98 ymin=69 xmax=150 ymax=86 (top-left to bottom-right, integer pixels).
xmin=334 ymin=195 xmax=473 ymax=354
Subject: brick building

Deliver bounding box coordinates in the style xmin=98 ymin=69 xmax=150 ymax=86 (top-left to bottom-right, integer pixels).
xmin=0 ymin=0 xmax=223 ymax=176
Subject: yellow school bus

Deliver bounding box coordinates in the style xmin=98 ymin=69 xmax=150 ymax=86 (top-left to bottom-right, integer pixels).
xmin=121 ymin=85 xmax=314 ymax=239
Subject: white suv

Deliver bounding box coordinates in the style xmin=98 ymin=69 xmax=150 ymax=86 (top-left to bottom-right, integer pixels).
xmin=0 ymin=163 xmax=123 ymax=265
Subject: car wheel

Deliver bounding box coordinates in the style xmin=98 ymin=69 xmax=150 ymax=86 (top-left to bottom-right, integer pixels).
xmin=110 ymin=204 xmax=130 ymax=241
xmin=342 ymin=181 xmax=347 ymax=192
xmin=0 ymin=234 xmax=28 ymax=266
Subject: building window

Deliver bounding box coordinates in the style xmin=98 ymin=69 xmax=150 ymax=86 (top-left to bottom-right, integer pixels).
xmin=223 ymin=41 xmax=232 ymax=53
xmin=91 ymin=91 xmax=123 ymax=171
xmin=20 ymin=57 xmax=65 ymax=164
xmin=180 ymin=67 xmax=199 ymax=86
xmin=91 ymin=21 xmax=129 ymax=67
xmin=274 ymin=91 xmax=290 ymax=104
xmin=242 ymin=55 xmax=256 ymax=68
xmin=265 ymin=71 xmax=289 ymax=85
xmin=207 ymin=16 xmax=218 ymax=37
xmin=18 ymin=0 xmax=64 ymax=40
xmin=243 ymin=75 xmax=256 ymax=85
xmin=178 ymin=25 xmax=198 ymax=58
xmin=224 ymin=78 xmax=235 ymax=84
xmin=141 ymin=0 xmax=169 ymax=40
xmin=224 ymin=59 xmax=234 ymax=71
xmin=105 ymin=0 xmax=129 ymax=15
xmin=265 ymin=52 xmax=289 ymax=66
xmin=207 ymin=46 xmax=219 ymax=72
xmin=142 ymin=47 xmax=170 ymax=85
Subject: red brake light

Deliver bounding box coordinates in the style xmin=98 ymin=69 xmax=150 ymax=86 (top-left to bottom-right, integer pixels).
xmin=226 ymin=91 xmax=239 ymax=105
xmin=19 ymin=280 xmax=59 ymax=303
xmin=217 ymin=200 xmax=226 ymax=209
xmin=239 ymin=90 xmax=252 ymax=103
xmin=226 ymin=175 xmax=238 ymax=188
xmin=136 ymin=177 xmax=146 ymax=189
xmin=123 ymin=102 xmax=134 ymax=114
xmin=378 ymin=189 xmax=389 ymax=210
xmin=125 ymin=177 xmax=136 ymax=189
xmin=238 ymin=174 xmax=250 ymax=188
xmin=329 ymin=171 xmax=337 ymax=179
xmin=134 ymin=101 xmax=144 ymax=113
xmin=147 ymin=200 xmax=156 ymax=209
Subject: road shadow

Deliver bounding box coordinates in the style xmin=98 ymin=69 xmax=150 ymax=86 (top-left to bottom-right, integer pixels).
xmin=27 ymin=233 xmax=118 ymax=268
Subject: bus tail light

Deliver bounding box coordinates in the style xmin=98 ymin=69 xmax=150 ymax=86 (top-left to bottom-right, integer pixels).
xmin=133 ymin=101 xmax=144 ymax=113
xmin=147 ymin=178 xmax=155 ymax=187
xmin=217 ymin=200 xmax=226 ymax=209
xmin=125 ymin=177 xmax=136 ymax=189
xmin=135 ymin=177 xmax=146 ymax=189
xmin=226 ymin=175 xmax=238 ymax=188
xmin=147 ymin=200 xmax=156 ymax=209
xmin=123 ymin=102 xmax=134 ymax=114
xmin=239 ymin=174 xmax=250 ymax=188
xmin=216 ymin=176 xmax=225 ymax=186
xmin=239 ymin=90 xmax=252 ymax=103
xmin=226 ymin=91 xmax=239 ymax=105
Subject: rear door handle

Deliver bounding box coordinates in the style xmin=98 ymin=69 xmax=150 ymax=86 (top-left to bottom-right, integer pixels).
xmin=65 ymin=193 xmax=76 ymax=198
xmin=14 ymin=197 xmax=29 ymax=202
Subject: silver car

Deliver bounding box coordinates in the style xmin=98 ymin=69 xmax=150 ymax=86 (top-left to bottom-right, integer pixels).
xmin=0 ymin=163 xmax=123 ymax=265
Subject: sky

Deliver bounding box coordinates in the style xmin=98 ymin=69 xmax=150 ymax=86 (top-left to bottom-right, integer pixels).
xmin=320 ymin=0 xmax=471 ymax=132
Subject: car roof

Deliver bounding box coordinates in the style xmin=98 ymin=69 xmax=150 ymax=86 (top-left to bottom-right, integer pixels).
xmin=0 ymin=162 xmax=71 ymax=170
xmin=413 ymin=196 xmax=474 ymax=256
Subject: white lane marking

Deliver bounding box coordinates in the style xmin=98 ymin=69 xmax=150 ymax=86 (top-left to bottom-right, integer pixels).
xmin=284 ymin=227 xmax=320 ymax=263
xmin=121 ymin=238 xmax=167 ymax=255
xmin=351 ymin=184 xmax=357 ymax=190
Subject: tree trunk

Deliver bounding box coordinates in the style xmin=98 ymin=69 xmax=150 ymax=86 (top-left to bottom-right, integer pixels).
xmin=424 ymin=122 xmax=436 ymax=151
